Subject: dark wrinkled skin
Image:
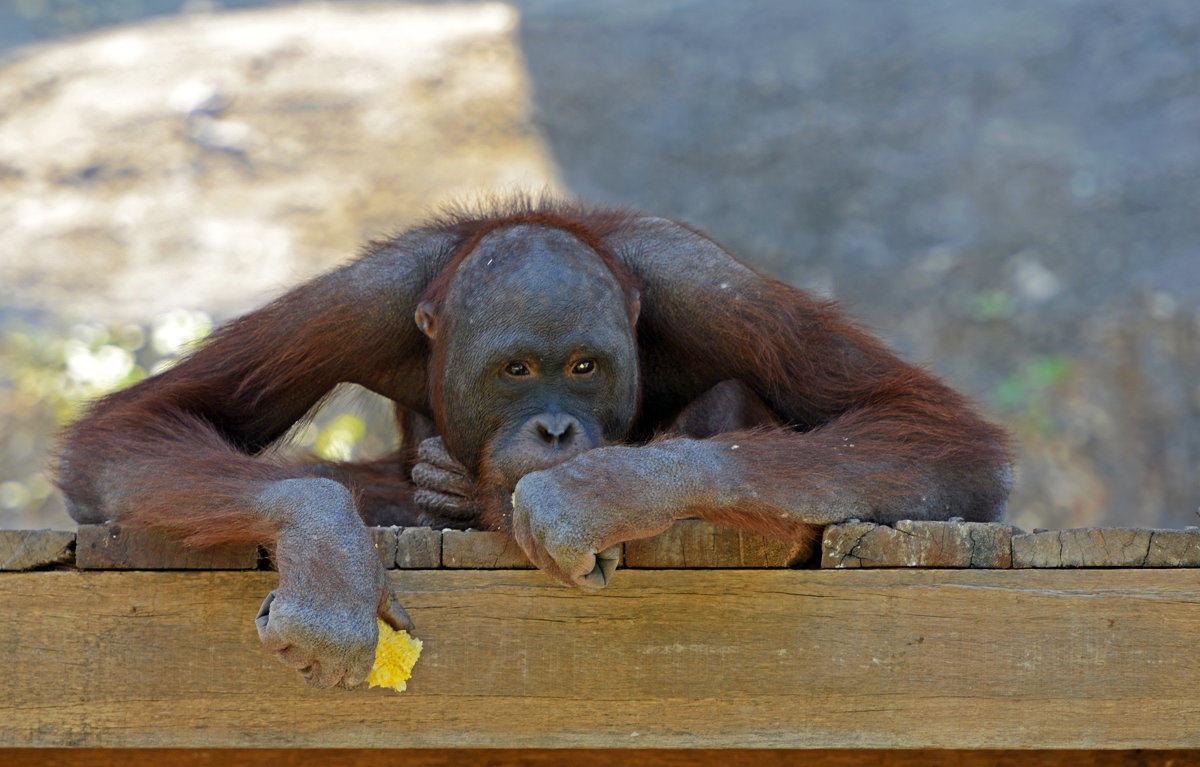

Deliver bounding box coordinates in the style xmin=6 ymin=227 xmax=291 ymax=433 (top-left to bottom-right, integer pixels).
xmin=253 ymin=479 xmax=413 ymax=689
xmin=412 ymin=437 xmax=477 ymax=521
xmin=417 ymin=378 xmax=782 ymax=587
xmin=420 ymin=225 xmax=640 ymax=480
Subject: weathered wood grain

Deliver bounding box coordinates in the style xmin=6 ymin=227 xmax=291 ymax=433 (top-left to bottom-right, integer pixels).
xmin=822 ymin=521 xmax=1018 ymax=568
xmin=76 ymin=524 xmax=258 ymax=570
xmin=3 ymin=568 xmax=1199 ymax=749
xmin=367 ymin=527 xmax=397 ymax=568
xmin=4 ymin=747 xmax=1196 ymax=767
xmin=441 ymin=530 xmax=533 ymax=568
xmin=1012 ymin=528 xmax=1200 ymax=568
xmin=1145 ymin=529 xmax=1200 ymax=566
xmin=624 ymin=519 xmax=795 ymax=568
xmin=393 ymin=527 xmax=442 ymax=568
xmin=0 ymin=529 xmax=75 ymax=570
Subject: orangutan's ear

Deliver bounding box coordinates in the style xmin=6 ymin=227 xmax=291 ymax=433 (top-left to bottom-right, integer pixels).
xmin=415 ymin=301 xmax=438 ymax=339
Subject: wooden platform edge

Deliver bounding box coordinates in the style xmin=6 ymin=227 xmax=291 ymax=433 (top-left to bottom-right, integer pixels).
xmin=4 ymin=748 xmax=1200 ymax=767
xmin=2 ymin=568 xmax=1199 ymax=749
xmin=9 ymin=522 xmax=1200 ymax=571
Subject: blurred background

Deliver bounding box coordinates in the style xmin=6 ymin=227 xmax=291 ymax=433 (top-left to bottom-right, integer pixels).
xmin=1 ymin=0 xmax=1198 ymax=532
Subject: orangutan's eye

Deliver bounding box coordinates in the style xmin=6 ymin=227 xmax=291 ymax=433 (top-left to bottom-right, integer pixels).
xmin=570 ymin=359 xmax=596 ymax=377
xmin=503 ymin=361 xmax=532 ymax=378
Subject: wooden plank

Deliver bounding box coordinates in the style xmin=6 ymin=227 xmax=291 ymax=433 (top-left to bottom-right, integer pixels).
xmin=4 ymin=748 xmax=1197 ymax=767
xmin=76 ymin=524 xmax=258 ymax=570
xmin=0 ymin=529 xmax=75 ymax=570
xmin=394 ymin=527 xmax=442 ymax=568
xmin=3 ymin=569 xmax=1200 ymax=749
xmin=822 ymin=521 xmax=1018 ymax=568
xmin=1012 ymin=528 xmax=1200 ymax=568
xmin=1146 ymin=529 xmax=1200 ymax=566
xmin=441 ymin=530 xmax=533 ymax=568
xmin=367 ymin=527 xmax=397 ymax=568
xmin=624 ymin=519 xmax=795 ymax=568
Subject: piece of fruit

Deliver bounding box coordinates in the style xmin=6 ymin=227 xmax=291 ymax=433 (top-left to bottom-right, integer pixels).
xmin=367 ymin=617 xmax=423 ymax=692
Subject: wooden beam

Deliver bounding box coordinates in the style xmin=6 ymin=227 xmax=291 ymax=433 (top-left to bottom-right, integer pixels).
xmin=4 ymin=748 xmax=1198 ymax=767
xmin=3 ymin=568 xmax=1200 ymax=749
xmin=1013 ymin=528 xmax=1200 ymax=567
xmin=624 ymin=518 xmax=796 ymax=567
xmin=57 ymin=522 xmax=1200 ymax=571
xmin=0 ymin=529 xmax=74 ymax=570
xmin=441 ymin=530 xmax=534 ymax=568
xmin=822 ymin=521 xmax=1018 ymax=568
xmin=75 ymin=525 xmax=258 ymax=570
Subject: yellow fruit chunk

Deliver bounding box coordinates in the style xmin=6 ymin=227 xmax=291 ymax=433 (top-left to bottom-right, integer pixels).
xmin=367 ymin=617 xmax=423 ymax=693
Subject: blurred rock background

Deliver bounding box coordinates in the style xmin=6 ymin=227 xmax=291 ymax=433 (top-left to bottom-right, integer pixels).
xmin=1 ymin=0 xmax=1197 ymax=532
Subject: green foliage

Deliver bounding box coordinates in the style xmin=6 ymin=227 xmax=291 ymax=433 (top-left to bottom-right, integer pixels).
xmin=1 ymin=315 xmax=212 ymax=519
xmin=1 ymin=310 xmax=379 ymax=521
xmin=4 ymin=310 xmax=213 ymax=423
xmin=992 ymin=354 xmax=1073 ymax=436
xmin=970 ymin=289 xmax=1015 ymax=322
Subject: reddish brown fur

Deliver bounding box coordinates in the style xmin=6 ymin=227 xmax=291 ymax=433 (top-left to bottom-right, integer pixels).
xmin=58 ymin=195 xmax=1010 ymax=560
xmin=645 ymin=274 xmax=1012 ymax=527
xmin=57 ymin=276 xmax=414 ymax=546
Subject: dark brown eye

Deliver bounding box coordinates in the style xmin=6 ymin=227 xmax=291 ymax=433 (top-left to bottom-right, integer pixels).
xmin=570 ymin=359 xmax=596 ymax=377
xmin=504 ymin=361 xmax=532 ymax=378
